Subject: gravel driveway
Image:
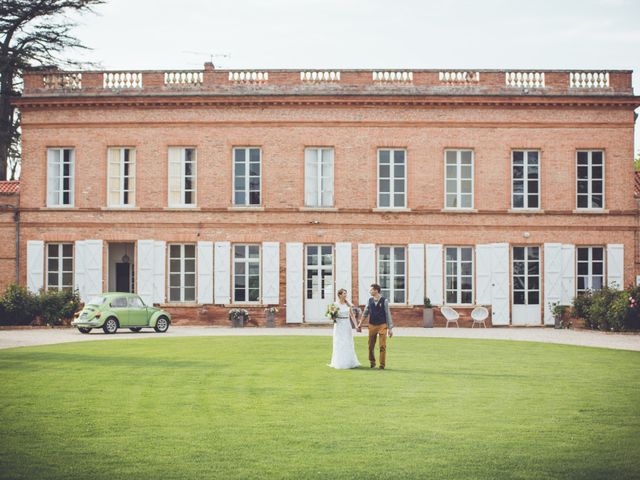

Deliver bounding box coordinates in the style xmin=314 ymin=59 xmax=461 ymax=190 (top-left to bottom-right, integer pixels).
xmin=0 ymin=326 xmax=639 ymax=351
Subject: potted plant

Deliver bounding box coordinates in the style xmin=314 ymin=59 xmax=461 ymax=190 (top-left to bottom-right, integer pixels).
xmin=550 ymin=302 xmax=569 ymax=329
xmin=423 ymin=297 xmax=434 ymax=328
xmin=264 ymin=306 xmax=278 ymax=328
xmin=228 ymin=308 xmax=249 ymax=328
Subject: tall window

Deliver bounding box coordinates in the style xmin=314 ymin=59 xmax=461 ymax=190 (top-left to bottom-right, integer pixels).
xmin=233 ymin=148 xmax=261 ymax=206
xmin=47 ymin=148 xmax=74 ymax=207
xmin=577 ymin=247 xmax=604 ymax=294
xmin=378 ymin=246 xmax=406 ymax=304
xmin=304 ymin=148 xmax=334 ymax=207
xmin=512 ymin=150 xmax=539 ymax=209
xmin=445 ymin=246 xmax=473 ymax=304
xmin=46 ymin=243 xmax=73 ymax=290
xmin=108 ymin=147 xmax=136 ymax=207
xmin=168 ymin=147 xmax=196 ymax=207
xmin=168 ymin=244 xmax=196 ymax=302
xmin=378 ymin=149 xmax=406 ymax=208
xmin=577 ymin=151 xmax=604 ymax=209
xmin=445 ymin=150 xmax=473 ymax=209
xmin=512 ymin=246 xmax=540 ymax=305
xmin=233 ymin=244 xmax=260 ymax=302
xmin=306 ymin=245 xmax=333 ymax=301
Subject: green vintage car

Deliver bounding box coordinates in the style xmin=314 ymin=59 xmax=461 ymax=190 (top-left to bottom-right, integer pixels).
xmin=71 ymin=293 xmax=171 ymax=334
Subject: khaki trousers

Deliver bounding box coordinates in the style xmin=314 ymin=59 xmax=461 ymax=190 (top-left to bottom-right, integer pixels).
xmin=368 ymin=324 xmax=387 ymax=368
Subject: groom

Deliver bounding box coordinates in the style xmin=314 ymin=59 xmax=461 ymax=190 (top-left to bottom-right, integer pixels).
xmin=357 ymin=284 xmax=393 ymax=369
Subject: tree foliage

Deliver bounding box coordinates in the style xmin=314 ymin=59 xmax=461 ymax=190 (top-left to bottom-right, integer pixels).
xmin=0 ymin=0 xmax=104 ymax=180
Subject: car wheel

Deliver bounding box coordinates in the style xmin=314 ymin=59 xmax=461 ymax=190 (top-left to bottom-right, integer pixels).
xmin=154 ymin=316 xmax=169 ymax=333
xmin=103 ymin=317 xmax=119 ymax=334
xmin=129 ymin=327 xmax=142 ymax=332
xmin=78 ymin=327 xmax=91 ymax=334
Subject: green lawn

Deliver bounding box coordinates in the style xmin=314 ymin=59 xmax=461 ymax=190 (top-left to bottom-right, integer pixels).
xmin=0 ymin=336 xmax=639 ymax=479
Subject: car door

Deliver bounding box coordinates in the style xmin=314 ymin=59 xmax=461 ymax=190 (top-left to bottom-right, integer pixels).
xmin=109 ymin=296 xmax=129 ymax=326
xmin=127 ymin=295 xmax=150 ymax=326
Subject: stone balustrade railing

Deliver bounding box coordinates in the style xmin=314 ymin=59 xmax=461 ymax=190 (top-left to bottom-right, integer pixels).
xmin=22 ymin=67 xmax=632 ymax=95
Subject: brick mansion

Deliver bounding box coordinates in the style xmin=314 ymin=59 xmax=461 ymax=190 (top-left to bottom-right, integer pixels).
xmin=1 ymin=65 xmax=638 ymax=326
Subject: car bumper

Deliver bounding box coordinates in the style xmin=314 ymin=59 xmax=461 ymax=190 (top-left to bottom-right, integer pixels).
xmin=71 ymin=320 xmax=102 ymax=328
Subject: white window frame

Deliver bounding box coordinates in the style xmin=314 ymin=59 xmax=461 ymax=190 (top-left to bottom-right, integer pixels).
xmin=576 ymin=150 xmax=605 ymax=210
xmin=47 ymin=148 xmax=75 ymax=207
xmin=512 ymin=246 xmax=540 ymax=305
xmin=107 ymin=147 xmax=136 ymax=207
xmin=576 ymin=246 xmax=605 ymax=294
xmin=444 ymin=246 xmax=474 ymax=305
xmin=444 ymin=149 xmax=474 ymax=209
xmin=304 ymin=147 xmax=334 ymax=207
xmin=168 ymin=243 xmax=197 ymax=303
xmin=233 ymin=147 xmax=262 ymax=206
xmin=46 ymin=243 xmax=74 ymax=291
xmin=305 ymin=244 xmax=334 ymax=301
xmin=168 ymin=147 xmax=197 ymax=207
xmin=377 ymin=245 xmax=406 ymax=304
xmin=511 ymin=150 xmax=540 ymax=210
xmin=233 ymin=244 xmax=261 ymax=303
xmin=377 ymin=148 xmax=407 ymax=209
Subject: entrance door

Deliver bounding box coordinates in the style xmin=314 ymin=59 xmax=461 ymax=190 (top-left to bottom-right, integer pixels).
xmin=116 ymin=263 xmax=132 ymax=292
xmin=512 ymin=246 xmax=541 ymax=325
xmin=305 ymin=245 xmax=333 ymax=323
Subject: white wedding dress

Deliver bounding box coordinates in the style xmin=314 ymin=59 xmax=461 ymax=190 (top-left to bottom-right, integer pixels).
xmin=329 ymin=302 xmax=361 ymax=369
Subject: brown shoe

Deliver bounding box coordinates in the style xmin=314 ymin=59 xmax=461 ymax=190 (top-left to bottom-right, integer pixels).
xmin=379 ymin=366 xmax=385 ymax=370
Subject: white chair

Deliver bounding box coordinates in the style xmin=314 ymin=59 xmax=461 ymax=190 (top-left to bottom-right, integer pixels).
xmin=471 ymin=306 xmax=489 ymax=328
xmin=441 ymin=306 xmax=460 ymax=328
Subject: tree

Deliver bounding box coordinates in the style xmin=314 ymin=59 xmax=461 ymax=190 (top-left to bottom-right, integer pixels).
xmin=0 ymin=0 xmax=104 ymax=181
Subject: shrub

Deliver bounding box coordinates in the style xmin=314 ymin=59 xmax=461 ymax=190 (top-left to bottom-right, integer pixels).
xmin=0 ymin=284 xmax=38 ymax=325
xmin=572 ymin=291 xmax=593 ymax=327
xmin=37 ymin=289 xmax=81 ymax=326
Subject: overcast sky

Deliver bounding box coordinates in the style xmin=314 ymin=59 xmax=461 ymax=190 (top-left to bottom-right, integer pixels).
xmin=64 ymin=0 xmax=640 ymax=151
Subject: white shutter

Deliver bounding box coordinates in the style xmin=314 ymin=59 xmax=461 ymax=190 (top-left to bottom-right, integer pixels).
xmin=153 ymin=241 xmax=166 ymax=304
xmin=137 ymin=240 xmax=155 ymax=305
xmin=168 ymin=147 xmax=182 ymax=207
xmin=26 ymin=240 xmax=44 ymax=293
xmin=490 ymin=243 xmax=510 ymax=326
xmin=304 ymin=149 xmax=317 ymax=206
xmin=408 ymin=244 xmax=425 ymax=305
xmin=426 ymin=244 xmax=443 ymax=306
xmin=475 ymin=244 xmax=492 ymax=305
xmin=561 ymin=245 xmax=575 ymax=305
xmin=544 ymin=243 xmax=562 ymax=325
xmin=335 ymin=242 xmax=352 ymax=300
xmin=214 ymin=241 xmax=230 ymax=304
xmin=74 ymin=240 xmax=86 ymax=300
xmin=81 ymin=240 xmax=103 ymax=302
xmin=197 ymin=241 xmax=213 ymax=304
xmin=286 ymin=242 xmax=303 ymax=323
xmin=358 ymin=244 xmax=376 ymax=305
xmin=607 ymin=244 xmax=624 ymax=289
xmin=262 ymin=242 xmax=280 ymax=305
xmin=323 ymin=149 xmax=334 ymax=207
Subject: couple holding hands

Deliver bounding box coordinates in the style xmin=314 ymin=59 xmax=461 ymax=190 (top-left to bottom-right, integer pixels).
xmin=328 ymin=283 xmax=393 ymax=370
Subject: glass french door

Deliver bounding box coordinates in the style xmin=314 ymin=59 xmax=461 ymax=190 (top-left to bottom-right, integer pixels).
xmin=305 ymin=245 xmax=334 ymax=323
xmin=511 ymin=246 xmax=541 ymax=325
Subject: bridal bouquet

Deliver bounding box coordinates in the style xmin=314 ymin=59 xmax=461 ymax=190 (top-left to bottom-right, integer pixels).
xmin=325 ymin=303 xmax=339 ymax=322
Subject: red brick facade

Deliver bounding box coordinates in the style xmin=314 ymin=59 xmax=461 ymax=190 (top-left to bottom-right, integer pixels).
xmin=8 ymin=67 xmax=640 ymax=326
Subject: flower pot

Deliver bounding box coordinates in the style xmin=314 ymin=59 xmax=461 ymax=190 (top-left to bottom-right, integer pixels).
xmin=554 ymin=314 xmax=562 ymax=329
xmin=423 ymin=308 xmax=434 ymax=328
xmin=232 ymin=316 xmax=245 ymax=328
xmin=266 ymin=312 xmax=276 ymax=328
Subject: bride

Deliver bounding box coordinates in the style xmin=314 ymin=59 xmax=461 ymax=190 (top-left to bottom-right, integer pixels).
xmin=328 ymin=288 xmax=361 ymax=369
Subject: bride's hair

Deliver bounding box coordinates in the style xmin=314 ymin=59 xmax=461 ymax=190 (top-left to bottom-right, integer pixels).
xmin=337 ymin=288 xmax=347 ymax=296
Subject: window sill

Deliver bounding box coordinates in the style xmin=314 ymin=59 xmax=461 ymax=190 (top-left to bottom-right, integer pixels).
xmin=372 ymin=208 xmax=412 ymax=212
xmin=101 ymin=206 xmax=140 ymax=211
xmin=572 ymin=209 xmax=609 ymax=214
xmin=224 ymin=303 xmax=267 ymax=308
xmin=508 ymin=209 xmax=545 ymax=214
xmin=227 ymin=206 xmax=265 ymax=212
xmin=299 ymin=207 xmax=338 ymax=212
xmin=42 ymin=206 xmax=75 ymax=210
xmin=163 ymin=206 xmax=200 ymax=211
xmin=440 ymin=208 xmax=478 ymax=213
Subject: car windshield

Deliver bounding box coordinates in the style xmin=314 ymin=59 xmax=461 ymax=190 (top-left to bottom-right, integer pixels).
xmin=87 ymin=296 xmax=106 ymax=306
